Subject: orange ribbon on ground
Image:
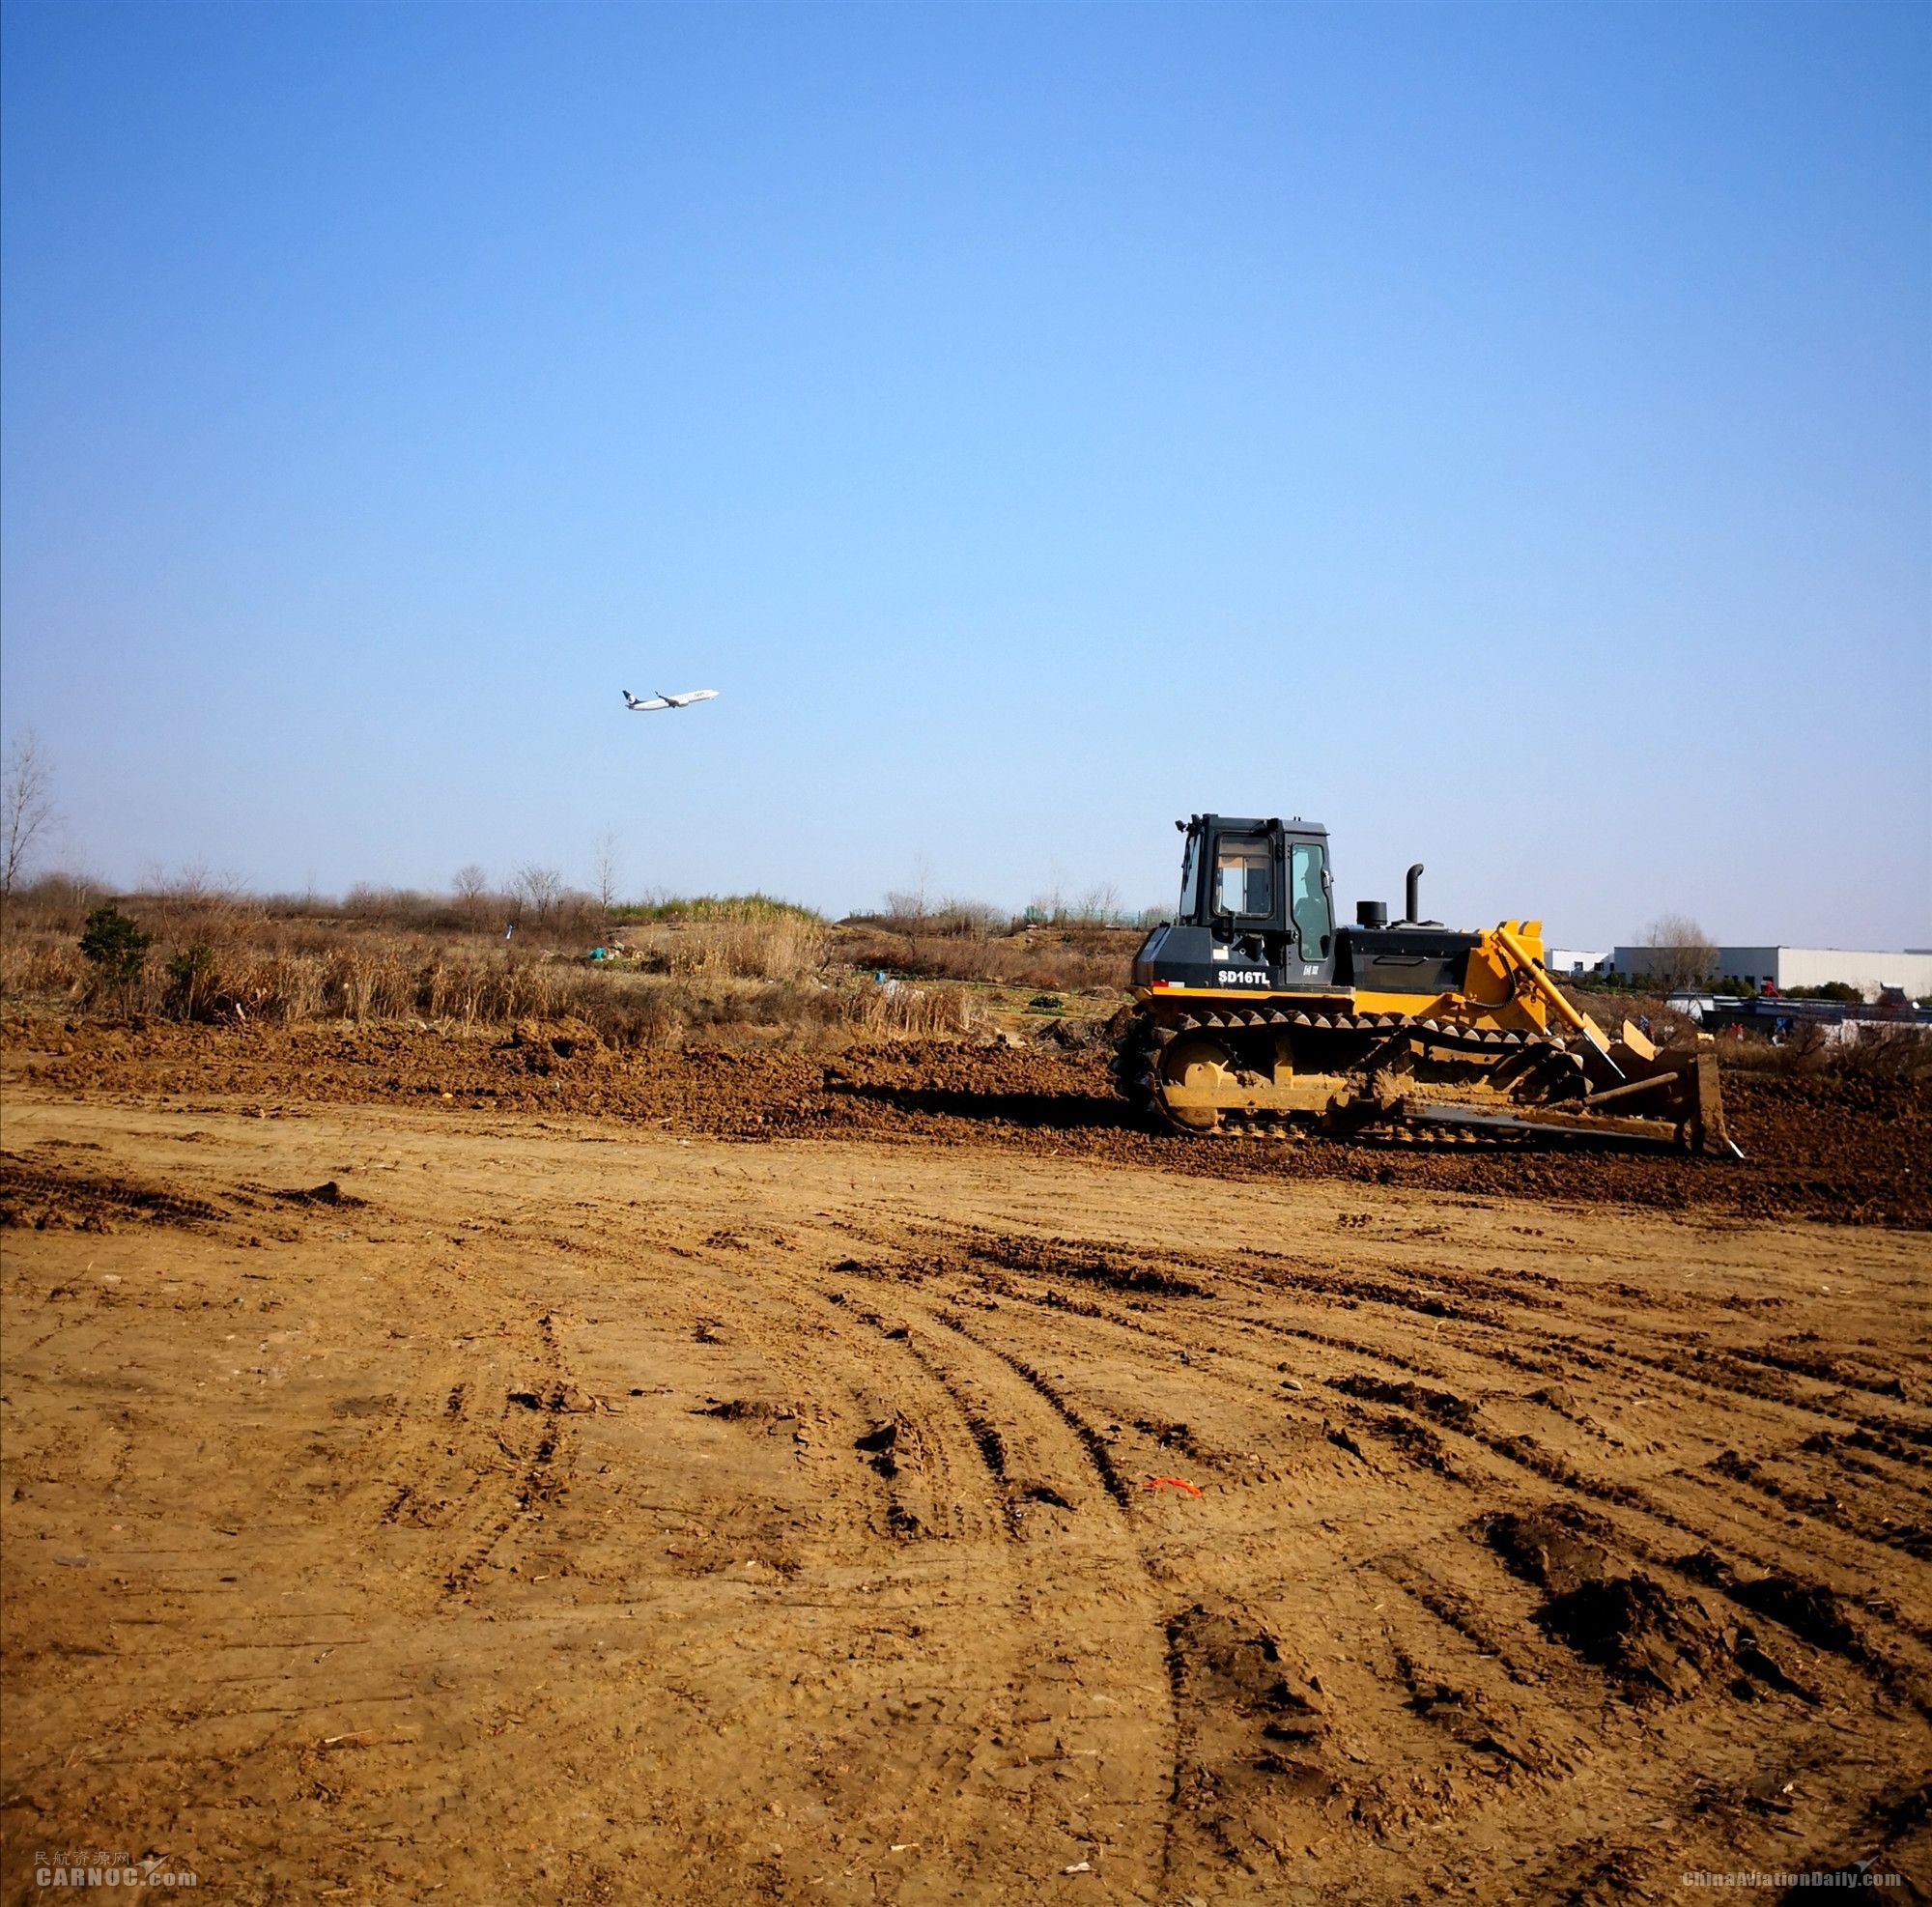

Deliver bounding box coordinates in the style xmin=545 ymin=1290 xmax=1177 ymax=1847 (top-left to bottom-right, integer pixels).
xmin=1141 ymin=1476 xmax=1202 ymax=1497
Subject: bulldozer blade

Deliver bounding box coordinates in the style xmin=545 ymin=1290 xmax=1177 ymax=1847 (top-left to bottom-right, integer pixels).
xmin=1406 ymin=1103 xmax=1687 ymax=1150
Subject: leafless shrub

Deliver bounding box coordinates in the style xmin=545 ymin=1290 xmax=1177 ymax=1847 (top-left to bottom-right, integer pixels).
xmin=923 ymin=897 xmax=1008 ymax=937
xmin=6 ymin=870 xmax=108 ymax=932
xmin=1722 ymin=1018 xmax=1932 ymax=1088
xmin=345 ymin=884 xmax=431 ymax=925
xmin=1768 ymin=1023 xmax=1932 ymax=1086
xmin=591 ymin=832 xmax=620 ymax=917
xmin=130 ymin=863 xmax=256 ymax=942
xmin=1837 ymin=1026 xmax=1932 ymax=1084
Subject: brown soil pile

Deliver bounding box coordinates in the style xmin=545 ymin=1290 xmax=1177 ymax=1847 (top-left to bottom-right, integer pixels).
xmin=6 ymin=1016 xmax=1927 ymax=1226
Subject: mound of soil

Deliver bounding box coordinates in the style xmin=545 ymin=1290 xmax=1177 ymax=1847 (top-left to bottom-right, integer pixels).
xmin=6 ymin=1017 xmax=1926 ymax=1227
xmin=501 ymin=1016 xmax=608 ymax=1070
xmin=1487 ymin=1507 xmax=1726 ymax=1700
xmin=1536 ymin=1575 xmax=1722 ymax=1699
xmin=1326 ymin=1373 xmax=1481 ymax=1432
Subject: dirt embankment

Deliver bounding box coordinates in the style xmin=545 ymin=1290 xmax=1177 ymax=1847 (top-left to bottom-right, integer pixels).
xmin=6 ymin=1016 xmax=1927 ymax=1229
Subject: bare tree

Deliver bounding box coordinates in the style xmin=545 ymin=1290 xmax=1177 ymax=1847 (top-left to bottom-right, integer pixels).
xmin=932 ymin=897 xmax=1005 ymax=937
xmin=452 ymin=863 xmax=490 ymax=926
xmin=1 ymin=729 xmax=57 ymax=898
xmin=883 ymin=853 xmax=934 ymax=927
xmin=1027 ymin=860 xmax=1070 ymax=925
xmin=591 ymin=830 xmax=621 ymax=917
xmin=513 ymin=863 xmax=564 ymax=925
xmin=1076 ymin=881 xmax=1122 ymax=925
xmin=1639 ymin=914 xmax=1719 ymax=991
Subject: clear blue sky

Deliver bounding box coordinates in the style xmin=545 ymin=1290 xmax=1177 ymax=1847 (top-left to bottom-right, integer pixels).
xmin=3 ymin=1 xmax=1926 ymax=946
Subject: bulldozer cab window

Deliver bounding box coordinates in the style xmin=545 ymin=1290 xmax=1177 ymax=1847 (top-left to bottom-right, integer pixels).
xmin=1179 ymin=833 xmax=1203 ymax=920
xmin=1213 ymin=840 xmax=1273 ymax=918
xmin=1290 ymin=843 xmax=1332 ymax=954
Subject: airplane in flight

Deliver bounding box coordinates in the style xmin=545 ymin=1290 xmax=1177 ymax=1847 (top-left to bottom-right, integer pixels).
xmin=622 ymin=688 xmax=720 ymax=712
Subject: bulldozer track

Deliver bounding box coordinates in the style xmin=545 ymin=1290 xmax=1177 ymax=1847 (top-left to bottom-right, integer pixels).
xmin=1112 ymin=1004 xmax=1627 ymax=1147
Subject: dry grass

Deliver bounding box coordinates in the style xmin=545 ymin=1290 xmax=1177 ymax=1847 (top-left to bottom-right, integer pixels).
xmin=625 ymin=915 xmax=829 ymax=982
xmin=0 ymin=916 xmax=981 ymax=1051
xmin=839 ymin=925 xmax=1130 ymax=994
xmin=0 ymin=875 xmax=1130 ymax=1049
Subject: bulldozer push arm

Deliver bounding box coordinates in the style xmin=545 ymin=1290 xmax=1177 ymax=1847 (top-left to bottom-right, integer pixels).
xmin=1114 ymin=814 xmax=1741 ymax=1156
xmin=1484 ymin=923 xmax=1741 ymax=1156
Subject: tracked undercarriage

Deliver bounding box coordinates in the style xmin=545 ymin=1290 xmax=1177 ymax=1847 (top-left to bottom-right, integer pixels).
xmin=1114 ymin=997 xmax=1734 ymax=1152
xmin=1117 ymin=814 xmax=1739 ymax=1155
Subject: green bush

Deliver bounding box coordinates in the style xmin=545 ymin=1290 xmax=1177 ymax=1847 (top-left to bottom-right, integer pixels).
xmin=78 ymin=906 xmax=154 ymax=995
xmin=165 ymin=942 xmax=219 ymax=1020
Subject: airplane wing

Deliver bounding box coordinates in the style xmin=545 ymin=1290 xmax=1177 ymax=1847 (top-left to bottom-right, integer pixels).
xmin=623 ymin=691 xmax=670 ymax=711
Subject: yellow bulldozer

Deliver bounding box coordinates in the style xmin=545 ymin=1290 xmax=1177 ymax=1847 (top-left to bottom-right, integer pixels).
xmin=1114 ymin=813 xmax=1739 ymax=1154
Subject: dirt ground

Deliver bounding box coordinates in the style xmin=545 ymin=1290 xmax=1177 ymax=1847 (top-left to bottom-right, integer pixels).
xmin=2 ymin=1023 xmax=1928 ymax=1903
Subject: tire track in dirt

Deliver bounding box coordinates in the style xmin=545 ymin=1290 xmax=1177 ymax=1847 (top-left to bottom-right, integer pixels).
xmin=979 ymin=1233 xmax=1932 ymax=1696
xmin=1181 ymin=1259 xmax=1932 ymax=1600
xmin=938 ymin=1222 xmax=1932 ymax=1582
xmin=438 ymin=1308 xmax=581 ymax=1599
xmin=922 ymin=1216 xmax=1928 ymax=1509
xmin=445 ymin=1219 xmax=1083 ymax=1893
xmin=528 ymin=1213 xmax=1178 ymax=1890
xmin=875 ymin=1216 xmax=1932 ymax=1876
xmin=917 ymin=1304 xmax=1194 ymax=1888
xmin=883 ymin=1240 xmax=1599 ymax=1878
xmin=817 ymin=1237 xmax=1319 ymax=1884
xmin=904 ymin=1238 xmax=1624 ymax=1880
xmin=803 ymin=1279 xmax=1183 ymax=1883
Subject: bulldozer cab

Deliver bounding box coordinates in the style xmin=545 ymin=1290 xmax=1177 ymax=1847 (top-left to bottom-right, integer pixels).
xmin=1180 ymin=817 xmax=1333 ymax=953
xmin=1136 ymin=815 xmax=1337 ymax=997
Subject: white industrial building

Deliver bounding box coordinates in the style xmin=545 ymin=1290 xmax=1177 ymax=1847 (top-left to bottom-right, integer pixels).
xmin=1608 ymin=945 xmax=1932 ymax=1001
xmin=1546 ymin=948 xmax=1610 ymax=978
